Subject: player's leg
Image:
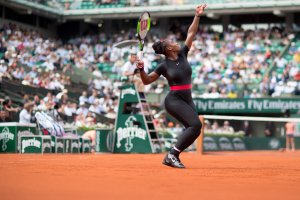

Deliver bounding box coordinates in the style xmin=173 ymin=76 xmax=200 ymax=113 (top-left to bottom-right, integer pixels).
xmin=165 ymin=95 xmax=202 ymax=151
xmin=162 ymin=94 xmax=202 ymax=168
xmin=286 ymin=136 xmax=290 ymax=151
xmin=82 ymin=130 xmax=96 ymax=152
xmin=291 ymin=136 xmax=295 ymax=151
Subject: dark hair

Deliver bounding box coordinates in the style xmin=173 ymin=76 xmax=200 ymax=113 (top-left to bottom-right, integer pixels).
xmin=152 ymin=41 xmax=166 ymax=55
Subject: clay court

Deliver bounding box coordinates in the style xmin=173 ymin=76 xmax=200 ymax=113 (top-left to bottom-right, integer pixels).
xmin=1 ymin=151 xmax=300 ymax=200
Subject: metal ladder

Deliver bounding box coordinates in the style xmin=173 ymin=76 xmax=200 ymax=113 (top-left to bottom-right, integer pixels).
xmin=137 ymin=91 xmax=162 ymax=152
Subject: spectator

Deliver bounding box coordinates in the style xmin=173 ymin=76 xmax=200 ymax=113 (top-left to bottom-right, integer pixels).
xmin=85 ymin=112 xmax=96 ymax=127
xmin=2 ymin=97 xmax=20 ymax=122
xmin=63 ymin=101 xmax=75 ymax=117
xmin=264 ymin=122 xmax=276 ymax=137
xmin=227 ymin=89 xmax=238 ymax=98
xmin=89 ymin=99 xmax=105 ymax=114
xmin=88 ymin=89 xmax=98 ymax=105
xmin=0 ymin=59 xmax=7 ymax=77
xmin=22 ymin=94 xmax=30 ymax=104
xmin=241 ymin=121 xmax=252 ymax=137
xmin=33 ymin=95 xmax=40 ymax=108
xmin=76 ymin=102 xmax=89 ymax=117
xmin=79 ymin=91 xmax=89 ymax=104
xmin=43 ymin=92 xmax=54 ymax=103
xmin=46 ymin=102 xmax=62 ymax=122
xmin=93 ymin=68 xmax=102 ymax=78
xmin=274 ymin=56 xmax=287 ymax=68
xmin=56 ymin=89 xmax=68 ymax=100
xmin=204 ymin=120 xmax=212 ymax=132
xmin=0 ymin=99 xmax=9 ymax=122
xmin=293 ymin=47 xmax=300 ymax=64
xmin=212 ymin=121 xmax=222 ymax=134
xmin=250 ymin=89 xmax=261 ymax=98
xmin=221 ymin=121 xmax=234 ymax=134
xmin=285 ymin=121 xmax=295 ymax=151
xmin=122 ymin=50 xmax=148 ymax=92
xmin=19 ymin=102 xmax=33 ymax=123
xmin=210 ymin=87 xmax=220 ymax=98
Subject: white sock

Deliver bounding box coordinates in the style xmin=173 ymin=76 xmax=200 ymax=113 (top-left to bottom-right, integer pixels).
xmin=173 ymin=146 xmax=181 ymax=152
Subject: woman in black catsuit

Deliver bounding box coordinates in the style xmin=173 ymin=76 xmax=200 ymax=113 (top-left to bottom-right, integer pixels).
xmin=136 ymin=4 xmax=207 ymax=168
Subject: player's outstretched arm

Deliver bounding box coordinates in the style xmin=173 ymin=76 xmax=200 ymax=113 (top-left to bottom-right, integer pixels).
xmin=137 ymin=60 xmax=159 ymax=85
xmin=185 ymin=4 xmax=207 ymax=49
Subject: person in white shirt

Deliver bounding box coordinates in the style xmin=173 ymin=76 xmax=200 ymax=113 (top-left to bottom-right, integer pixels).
xmin=41 ymin=59 xmax=55 ymax=71
xmin=88 ymin=90 xmax=98 ymax=105
xmin=93 ymin=68 xmax=102 ymax=78
xmin=221 ymin=121 xmax=234 ymax=134
xmin=89 ymin=99 xmax=105 ymax=114
xmin=122 ymin=50 xmax=148 ymax=92
xmin=275 ymin=57 xmax=287 ymax=68
xmin=19 ymin=103 xmax=33 ymax=123
xmin=76 ymin=102 xmax=89 ymax=117
xmin=79 ymin=91 xmax=89 ymax=104
xmin=122 ymin=51 xmax=139 ymax=76
xmin=0 ymin=60 xmax=7 ymax=75
xmin=250 ymin=88 xmax=262 ymax=98
xmin=56 ymin=89 xmax=68 ymax=100
xmin=64 ymin=101 xmax=74 ymax=117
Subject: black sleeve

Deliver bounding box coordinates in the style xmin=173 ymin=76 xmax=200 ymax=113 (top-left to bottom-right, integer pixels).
xmin=154 ymin=62 xmax=166 ymax=77
xmin=181 ymin=45 xmax=190 ymax=57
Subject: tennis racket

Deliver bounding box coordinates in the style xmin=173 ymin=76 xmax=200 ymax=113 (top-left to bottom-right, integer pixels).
xmin=113 ymin=40 xmax=139 ymax=49
xmin=136 ymin=11 xmax=151 ymax=59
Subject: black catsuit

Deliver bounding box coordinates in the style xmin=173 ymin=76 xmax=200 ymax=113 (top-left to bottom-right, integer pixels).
xmin=154 ymin=45 xmax=202 ymax=151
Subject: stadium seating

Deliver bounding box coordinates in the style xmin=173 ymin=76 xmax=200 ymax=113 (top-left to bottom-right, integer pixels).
xmin=268 ymin=34 xmax=300 ymax=96
xmin=19 ymin=0 xmax=284 ymax=10
xmin=1 ymin=17 xmax=299 ymax=128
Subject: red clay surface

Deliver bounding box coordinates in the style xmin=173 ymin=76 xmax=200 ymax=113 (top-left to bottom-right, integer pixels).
xmin=1 ymin=151 xmax=300 ymax=200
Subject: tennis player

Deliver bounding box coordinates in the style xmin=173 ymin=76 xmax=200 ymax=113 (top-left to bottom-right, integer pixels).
xmin=136 ymin=4 xmax=207 ymax=168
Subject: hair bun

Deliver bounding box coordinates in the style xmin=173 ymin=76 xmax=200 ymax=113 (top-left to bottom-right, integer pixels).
xmin=152 ymin=41 xmax=164 ymax=54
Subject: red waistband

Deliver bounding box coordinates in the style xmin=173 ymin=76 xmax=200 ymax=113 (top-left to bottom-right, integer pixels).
xmin=170 ymin=84 xmax=192 ymax=91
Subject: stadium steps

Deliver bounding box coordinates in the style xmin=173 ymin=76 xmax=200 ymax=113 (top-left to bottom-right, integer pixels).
xmin=268 ymin=34 xmax=300 ymax=77
xmin=0 ymin=91 xmax=6 ymax=99
xmin=1 ymin=78 xmax=59 ymax=99
xmin=1 ymin=90 xmax=24 ymax=106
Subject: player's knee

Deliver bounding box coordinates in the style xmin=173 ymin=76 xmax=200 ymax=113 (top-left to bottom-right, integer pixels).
xmin=192 ymin=120 xmax=202 ymax=134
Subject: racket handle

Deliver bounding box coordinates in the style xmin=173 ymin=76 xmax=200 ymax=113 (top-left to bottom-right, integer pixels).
xmin=137 ymin=51 xmax=143 ymax=60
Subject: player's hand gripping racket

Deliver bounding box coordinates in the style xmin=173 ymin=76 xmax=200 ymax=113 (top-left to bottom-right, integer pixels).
xmin=136 ymin=11 xmax=151 ymax=59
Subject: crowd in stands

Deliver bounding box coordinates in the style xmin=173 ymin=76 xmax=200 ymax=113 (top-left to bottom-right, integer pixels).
xmin=190 ymin=28 xmax=299 ymax=98
xmin=269 ymin=38 xmax=300 ymax=97
xmin=0 ymin=23 xmax=122 ymax=126
xmin=0 ymin=22 xmax=299 ymax=129
xmin=25 ymin=0 xmax=278 ymax=10
xmin=204 ymin=120 xmax=235 ymax=134
xmin=25 ymin=0 xmax=200 ymax=10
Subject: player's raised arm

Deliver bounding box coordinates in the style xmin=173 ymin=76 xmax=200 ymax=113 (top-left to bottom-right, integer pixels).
xmin=137 ymin=59 xmax=159 ymax=85
xmin=185 ymin=4 xmax=207 ymax=49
